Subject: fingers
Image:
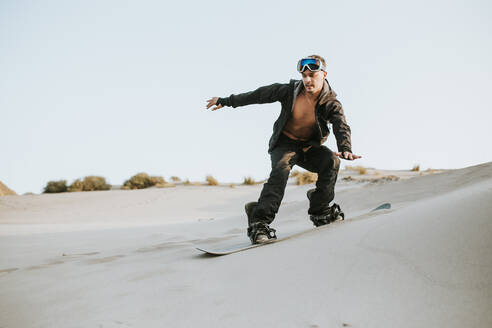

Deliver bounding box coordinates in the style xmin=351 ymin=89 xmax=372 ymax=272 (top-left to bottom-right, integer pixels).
xmin=205 ymin=100 xmax=215 ymax=109
xmin=210 ymin=104 xmax=223 ymax=111
xmin=205 ymin=97 xmax=220 ymax=110
xmin=336 ymin=152 xmax=362 ymax=160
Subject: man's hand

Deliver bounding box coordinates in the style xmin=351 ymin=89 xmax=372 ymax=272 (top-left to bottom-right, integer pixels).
xmin=206 ymin=97 xmax=223 ymax=111
xmin=334 ymin=151 xmax=362 ymax=161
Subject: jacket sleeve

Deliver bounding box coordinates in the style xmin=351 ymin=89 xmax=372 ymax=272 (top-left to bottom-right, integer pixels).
xmin=217 ymin=82 xmax=290 ymax=108
xmin=325 ymin=99 xmax=352 ymax=154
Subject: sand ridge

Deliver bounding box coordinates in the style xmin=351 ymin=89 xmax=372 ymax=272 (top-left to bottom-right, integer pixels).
xmin=0 ymin=162 xmax=491 ymax=327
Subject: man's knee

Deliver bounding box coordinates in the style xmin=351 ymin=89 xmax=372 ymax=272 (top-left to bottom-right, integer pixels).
xmin=273 ymin=151 xmax=296 ymax=168
xmin=320 ymin=149 xmax=340 ymax=172
xmin=270 ymin=151 xmax=295 ymax=179
xmin=332 ymin=154 xmax=340 ymax=171
xmin=268 ymin=164 xmax=291 ymax=185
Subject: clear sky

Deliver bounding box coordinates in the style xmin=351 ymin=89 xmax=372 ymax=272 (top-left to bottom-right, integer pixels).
xmin=1 ymin=0 xmax=491 ymax=194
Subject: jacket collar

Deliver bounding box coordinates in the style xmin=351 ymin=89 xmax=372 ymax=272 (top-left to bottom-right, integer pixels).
xmin=293 ymin=78 xmax=337 ymax=106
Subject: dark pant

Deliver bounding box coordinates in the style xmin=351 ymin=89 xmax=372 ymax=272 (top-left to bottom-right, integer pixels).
xmin=250 ymin=132 xmax=340 ymax=226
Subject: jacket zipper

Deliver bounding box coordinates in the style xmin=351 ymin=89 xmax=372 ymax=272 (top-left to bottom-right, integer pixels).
xmin=315 ymin=105 xmax=322 ymax=140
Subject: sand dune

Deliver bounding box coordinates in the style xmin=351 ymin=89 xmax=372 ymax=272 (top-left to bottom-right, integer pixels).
xmin=0 ymin=162 xmax=491 ymax=327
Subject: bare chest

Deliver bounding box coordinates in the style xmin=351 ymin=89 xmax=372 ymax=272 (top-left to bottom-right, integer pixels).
xmin=291 ymin=94 xmax=316 ymax=123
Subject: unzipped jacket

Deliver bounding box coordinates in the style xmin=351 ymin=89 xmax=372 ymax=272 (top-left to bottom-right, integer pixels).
xmin=217 ymin=78 xmax=352 ymax=154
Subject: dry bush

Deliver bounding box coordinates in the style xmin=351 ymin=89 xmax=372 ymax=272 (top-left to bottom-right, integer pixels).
xmin=43 ymin=180 xmax=68 ymax=193
xmin=243 ymin=177 xmax=256 ymax=185
xmin=184 ymin=179 xmax=201 ymax=186
xmin=229 ymin=184 xmax=236 ymax=188
xmin=0 ymin=181 xmax=16 ymax=196
xmin=376 ymin=175 xmax=400 ymax=182
xmin=296 ymin=172 xmax=318 ymax=185
xmin=155 ymin=182 xmax=176 ymax=188
xmin=411 ymin=164 xmax=420 ymax=172
xmin=170 ymin=176 xmax=181 ymax=182
xmin=343 ymin=175 xmax=400 ymax=183
xmin=345 ymin=165 xmax=367 ymax=175
xmin=68 ymin=176 xmax=111 ymax=192
xmin=206 ymin=175 xmax=219 ymax=186
xmin=123 ymin=173 xmax=167 ymax=190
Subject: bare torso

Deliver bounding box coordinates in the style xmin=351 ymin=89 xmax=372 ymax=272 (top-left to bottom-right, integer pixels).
xmin=282 ymin=90 xmax=318 ymax=141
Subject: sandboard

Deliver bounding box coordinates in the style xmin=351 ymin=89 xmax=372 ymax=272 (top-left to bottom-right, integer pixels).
xmin=196 ymin=202 xmax=391 ymax=256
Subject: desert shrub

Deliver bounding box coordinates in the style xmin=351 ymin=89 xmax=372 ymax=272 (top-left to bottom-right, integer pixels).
xmin=123 ymin=173 xmax=166 ymax=190
xmin=43 ymin=180 xmax=68 ymax=193
xmin=170 ymin=176 xmax=181 ymax=182
xmin=150 ymin=176 xmax=166 ymax=186
xmin=155 ymin=182 xmax=176 ymax=188
xmin=380 ymin=175 xmax=400 ymax=182
xmin=345 ymin=165 xmax=367 ymax=175
xmin=229 ymin=183 xmax=236 ymax=188
xmin=68 ymin=179 xmax=83 ymax=192
xmin=296 ymin=172 xmax=318 ymax=185
xmin=243 ymin=177 xmax=256 ymax=185
xmin=0 ymin=181 xmax=17 ymax=196
xmin=411 ymin=164 xmax=420 ymax=172
xmin=206 ymin=175 xmax=219 ymax=186
xmin=184 ymin=179 xmax=201 ymax=186
xmin=68 ymin=176 xmax=110 ymax=192
xmin=368 ymin=175 xmax=400 ymax=183
xmin=343 ymin=175 xmax=400 ymax=183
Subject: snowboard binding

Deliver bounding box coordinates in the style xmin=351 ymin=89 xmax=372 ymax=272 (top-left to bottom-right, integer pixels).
xmin=310 ymin=203 xmax=345 ymax=227
xmin=247 ymin=222 xmax=277 ymax=244
xmin=245 ymin=202 xmax=277 ymax=244
xmin=307 ymin=188 xmax=344 ymax=227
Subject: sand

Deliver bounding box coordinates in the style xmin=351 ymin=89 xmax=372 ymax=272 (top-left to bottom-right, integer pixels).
xmin=0 ymin=162 xmax=491 ymax=327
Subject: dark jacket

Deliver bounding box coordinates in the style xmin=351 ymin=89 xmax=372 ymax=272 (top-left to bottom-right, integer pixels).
xmin=217 ymin=78 xmax=352 ymax=154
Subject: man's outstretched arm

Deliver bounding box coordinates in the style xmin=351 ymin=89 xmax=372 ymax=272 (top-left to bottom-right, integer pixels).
xmin=206 ymin=82 xmax=289 ymax=111
xmin=327 ymin=100 xmax=362 ymax=161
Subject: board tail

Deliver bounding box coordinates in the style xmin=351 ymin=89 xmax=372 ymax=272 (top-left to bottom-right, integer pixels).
xmin=371 ymin=203 xmax=391 ymax=211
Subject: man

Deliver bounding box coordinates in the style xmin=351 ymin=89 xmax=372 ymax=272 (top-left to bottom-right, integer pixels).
xmin=206 ymin=55 xmax=362 ymax=244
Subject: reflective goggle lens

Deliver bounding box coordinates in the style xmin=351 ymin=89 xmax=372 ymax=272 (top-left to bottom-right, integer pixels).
xmin=297 ymin=58 xmax=323 ymax=72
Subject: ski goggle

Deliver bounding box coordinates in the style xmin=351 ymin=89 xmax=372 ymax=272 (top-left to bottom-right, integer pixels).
xmin=297 ymin=58 xmax=326 ymax=73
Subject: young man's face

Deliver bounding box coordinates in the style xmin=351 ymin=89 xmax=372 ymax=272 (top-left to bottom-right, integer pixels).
xmin=301 ymin=70 xmax=327 ymax=94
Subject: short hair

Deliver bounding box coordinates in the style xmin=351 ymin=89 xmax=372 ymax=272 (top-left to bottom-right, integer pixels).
xmin=307 ymin=54 xmax=326 ymax=70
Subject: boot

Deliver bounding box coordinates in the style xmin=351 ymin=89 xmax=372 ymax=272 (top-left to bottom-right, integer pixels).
xmin=245 ymin=202 xmax=277 ymax=244
xmin=307 ymin=188 xmax=345 ymax=227
xmin=247 ymin=222 xmax=277 ymax=244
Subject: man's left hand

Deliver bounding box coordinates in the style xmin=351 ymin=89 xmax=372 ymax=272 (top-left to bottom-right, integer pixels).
xmin=334 ymin=151 xmax=362 ymax=160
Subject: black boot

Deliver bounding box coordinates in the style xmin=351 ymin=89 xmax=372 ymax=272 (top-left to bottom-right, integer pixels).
xmin=247 ymin=222 xmax=277 ymax=244
xmin=245 ymin=202 xmax=277 ymax=244
xmin=307 ymin=189 xmax=345 ymax=227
